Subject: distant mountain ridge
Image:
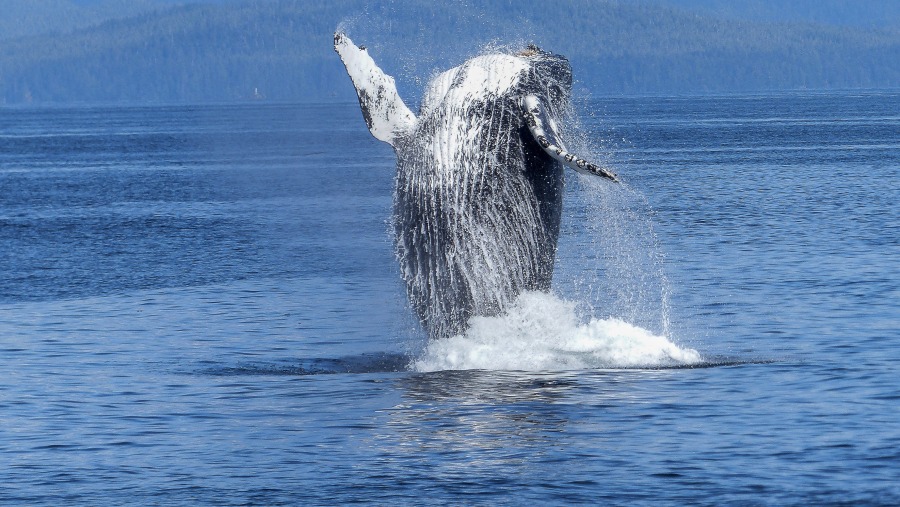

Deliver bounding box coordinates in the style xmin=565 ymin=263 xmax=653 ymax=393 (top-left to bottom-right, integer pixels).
xmin=0 ymin=0 xmax=178 ymax=41
xmin=650 ymin=0 xmax=900 ymax=28
xmin=1 ymin=0 xmax=898 ymax=105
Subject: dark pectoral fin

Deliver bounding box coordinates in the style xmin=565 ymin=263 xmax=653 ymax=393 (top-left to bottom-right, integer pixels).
xmin=522 ymin=95 xmax=619 ymax=182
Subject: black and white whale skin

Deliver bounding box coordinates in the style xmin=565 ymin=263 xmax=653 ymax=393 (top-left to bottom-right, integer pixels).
xmin=335 ymin=33 xmax=617 ymax=339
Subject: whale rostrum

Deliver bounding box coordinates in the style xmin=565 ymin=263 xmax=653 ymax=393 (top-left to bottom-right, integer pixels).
xmin=334 ymin=32 xmax=618 ymax=339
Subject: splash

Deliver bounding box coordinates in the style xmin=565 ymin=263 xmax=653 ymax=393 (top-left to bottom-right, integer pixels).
xmin=413 ymin=291 xmax=701 ymax=372
xmin=336 ymin=6 xmax=697 ymax=360
xmin=558 ymin=175 xmax=676 ymax=337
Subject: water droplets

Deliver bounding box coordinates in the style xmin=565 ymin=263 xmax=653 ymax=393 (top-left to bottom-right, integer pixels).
xmin=413 ymin=291 xmax=701 ymax=372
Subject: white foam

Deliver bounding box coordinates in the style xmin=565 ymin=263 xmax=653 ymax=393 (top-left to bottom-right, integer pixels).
xmin=412 ymin=291 xmax=701 ymax=372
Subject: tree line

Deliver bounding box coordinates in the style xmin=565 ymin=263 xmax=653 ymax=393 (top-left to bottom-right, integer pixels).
xmin=0 ymin=0 xmax=897 ymax=105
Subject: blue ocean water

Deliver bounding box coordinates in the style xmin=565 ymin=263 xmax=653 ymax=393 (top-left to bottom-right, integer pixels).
xmin=1 ymin=91 xmax=898 ymax=505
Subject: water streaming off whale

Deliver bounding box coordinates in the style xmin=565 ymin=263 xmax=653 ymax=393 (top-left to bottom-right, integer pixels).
xmin=336 ymin=35 xmax=671 ymax=362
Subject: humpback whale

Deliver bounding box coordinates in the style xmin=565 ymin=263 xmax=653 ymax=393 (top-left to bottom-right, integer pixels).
xmin=335 ymin=33 xmax=618 ymax=339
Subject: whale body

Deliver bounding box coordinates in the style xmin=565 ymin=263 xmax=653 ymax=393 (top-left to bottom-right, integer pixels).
xmin=335 ymin=33 xmax=617 ymax=339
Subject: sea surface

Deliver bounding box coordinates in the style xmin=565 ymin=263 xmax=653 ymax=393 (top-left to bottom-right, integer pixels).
xmin=1 ymin=91 xmax=898 ymax=505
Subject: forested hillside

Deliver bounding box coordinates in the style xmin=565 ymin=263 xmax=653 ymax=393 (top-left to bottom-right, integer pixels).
xmin=650 ymin=0 xmax=900 ymax=28
xmin=0 ymin=0 xmax=179 ymax=41
xmin=1 ymin=0 xmax=898 ymax=105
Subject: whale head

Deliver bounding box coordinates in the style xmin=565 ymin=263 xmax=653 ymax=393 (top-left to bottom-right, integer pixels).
xmin=410 ymin=44 xmax=574 ymax=124
xmin=517 ymin=44 xmax=573 ymax=116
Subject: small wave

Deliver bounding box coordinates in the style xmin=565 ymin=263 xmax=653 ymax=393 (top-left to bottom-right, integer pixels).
xmin=199 ymin=353 xmax=410 ymax=376
xmin=413 ymin=291 xmax=702 ymax=372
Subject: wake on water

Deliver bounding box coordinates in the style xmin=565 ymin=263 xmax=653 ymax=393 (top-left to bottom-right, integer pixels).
xmin=413 ymin=292 xmax=701 ymax=372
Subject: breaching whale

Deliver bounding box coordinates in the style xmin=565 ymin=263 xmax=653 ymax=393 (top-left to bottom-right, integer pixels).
xmin=335 ymin=33 xmax=618 ymax=339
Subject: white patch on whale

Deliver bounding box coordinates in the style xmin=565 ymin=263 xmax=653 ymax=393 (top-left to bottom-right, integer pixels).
xmin=419 ymin=54 xmax=529 ymax=116
xmin=333 ymin=33 xmax=415 ymax=144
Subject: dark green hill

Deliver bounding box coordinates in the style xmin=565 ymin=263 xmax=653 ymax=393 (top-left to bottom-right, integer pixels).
xmin=0 ymin=0 xmax=180 ymax=41
xmin=650 ymin=0 xmax=900 ymax=28
xmin=1 ymin=0 xmax=897 ymax=105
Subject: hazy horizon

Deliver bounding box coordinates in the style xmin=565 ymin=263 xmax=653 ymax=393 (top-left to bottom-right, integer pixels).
xmin=1 ymin=0 xmax=898 ymax=105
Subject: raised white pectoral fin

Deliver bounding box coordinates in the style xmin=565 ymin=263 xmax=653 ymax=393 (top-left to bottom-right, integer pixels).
xmin=334 ymin=32 xmax=416 ymax=146
xmin=522 ymin=95 xmax=619 ymax=182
